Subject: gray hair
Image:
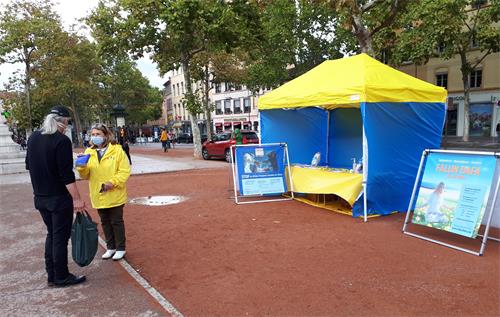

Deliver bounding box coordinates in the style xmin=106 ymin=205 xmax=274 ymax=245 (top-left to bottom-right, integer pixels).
xmin=40 ymin=114 xmax=67 ymax=135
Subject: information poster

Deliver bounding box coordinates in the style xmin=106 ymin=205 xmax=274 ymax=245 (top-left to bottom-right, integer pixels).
xmin=412 ymin=153 xmax=496 ymax=238
xmin=235 ymin=145 xmax=287 ymax=196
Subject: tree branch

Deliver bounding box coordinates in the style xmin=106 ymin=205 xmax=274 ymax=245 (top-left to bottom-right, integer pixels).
xmin=471 ymin=47 xmax=492 ymax=70
xmin=361 ymin=0 xmax=384 ymax=13
xmin=370 ymin=0 xmax=399 ymax=37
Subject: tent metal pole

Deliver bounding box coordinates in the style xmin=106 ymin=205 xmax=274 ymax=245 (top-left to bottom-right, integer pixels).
xmin=285 ymin=144 xmax=295 ymax=199
xmin=479 ymin=164 xmax=500 ymax=255
xmin=231 ymin=145 xmax=239 ymax=204
xmin=326 ymin=110 xmax=330 ymax=165
xmin=402 ymin=150 xmax=428 ymax=233
xmin=362 ymin=120 xmax=368 ymax=222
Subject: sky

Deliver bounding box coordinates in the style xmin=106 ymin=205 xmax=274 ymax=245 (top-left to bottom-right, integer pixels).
xmin=0 ymin=0 xmax=167 ymax=89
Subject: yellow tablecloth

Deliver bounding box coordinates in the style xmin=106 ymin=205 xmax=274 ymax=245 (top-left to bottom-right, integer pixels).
xmin=288 ymin=166 xmax=363 ymax=206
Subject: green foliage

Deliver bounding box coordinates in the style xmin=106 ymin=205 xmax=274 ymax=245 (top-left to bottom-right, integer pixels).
xmin=244 ymin=0 xmax=349 ymax=92
xmin=391 ymin=0 xmax=500 ymax=67
xmin=0 ymin=0 xmax=61 ymax=64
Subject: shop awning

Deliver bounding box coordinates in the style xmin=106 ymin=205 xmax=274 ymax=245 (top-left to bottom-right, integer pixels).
xmin=224 ymin=122 xmax=232 ymax=126
xmin=215 ymin=122 xmax=222 ymax=127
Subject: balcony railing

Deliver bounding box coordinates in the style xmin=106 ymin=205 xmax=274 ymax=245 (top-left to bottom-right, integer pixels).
xmin=234 ymin=108 xmax=242 ymax=114
xmin=224 ymin=109 xmax=232 ymax=114
xmin=243 ymin=107 xmax=251 ymax=113
xmin=215 ymin=109 xmax=223 ymax=115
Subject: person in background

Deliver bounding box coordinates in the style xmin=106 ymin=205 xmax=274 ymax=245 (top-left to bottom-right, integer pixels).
xmin=496 ymin=121 xmax=500 ymax=143
xmin=26 ymin=106 xmax=87 ymax=287
xmin=122 ymin=139 xmax=132 ymax=165
xmin=160 ymin=128 xmax=169 ymax=152
xmin=233 ymin=128 xmax=243 ymax=145
xmin=76 ymin=123 xmax=131 ymax=261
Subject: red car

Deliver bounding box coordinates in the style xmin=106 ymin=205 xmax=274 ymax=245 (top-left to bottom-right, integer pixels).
xmin=202 ymin=130 xmax=260 ymax=162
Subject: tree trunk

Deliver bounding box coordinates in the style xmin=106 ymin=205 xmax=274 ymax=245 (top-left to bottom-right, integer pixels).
xmin=203 ymin=64 xmax=213 ymax=141
xmin=69 ymin=103 xmax=83 ymax=147
xmin=24 ymin=55 xmax=32 ymax=134
xmin=182 ymin=60 xmax=202 ymax=159
xmin=352 ymin=15 xmax=375 ymax=57
xmin=460 ymin=52 xmax=470 ymax=142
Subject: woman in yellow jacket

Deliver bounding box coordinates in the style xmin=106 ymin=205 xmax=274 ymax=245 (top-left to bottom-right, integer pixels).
xmin=77 ymin=124 xmax=131 ymax=261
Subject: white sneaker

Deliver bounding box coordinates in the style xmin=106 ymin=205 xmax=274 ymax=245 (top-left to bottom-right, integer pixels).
xmin=112 ymin=250 xmax=126 ymax=261
xmin=102 ymin=249 xmax=116 ymax=260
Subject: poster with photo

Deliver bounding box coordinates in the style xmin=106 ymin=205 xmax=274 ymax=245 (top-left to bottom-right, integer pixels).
xmin=412 ymin=152 xmax=497 ymax=238
xmin=235 ymin=145 xmax=287 ymax=196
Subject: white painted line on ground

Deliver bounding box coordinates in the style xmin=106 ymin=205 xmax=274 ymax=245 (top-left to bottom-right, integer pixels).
xmin=98 ymin=237 xmax=184 ymax=317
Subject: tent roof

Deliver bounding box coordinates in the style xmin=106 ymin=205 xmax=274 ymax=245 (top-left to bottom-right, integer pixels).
xmin=258 ymin=53 xmax=447 ymax=110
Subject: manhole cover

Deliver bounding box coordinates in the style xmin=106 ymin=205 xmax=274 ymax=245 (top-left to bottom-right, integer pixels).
xmin=129 ymin=195 xmax=186 ymax=206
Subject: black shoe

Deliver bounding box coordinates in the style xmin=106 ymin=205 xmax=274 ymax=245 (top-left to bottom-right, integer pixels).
xmin=47 ymin=281 xmax=55 ymax=287
xmin=54 ymin=274 xmax=86 ymax=288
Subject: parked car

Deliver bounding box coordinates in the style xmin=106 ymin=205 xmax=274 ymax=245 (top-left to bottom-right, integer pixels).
xmin=202 ymin=130 xmax=259 ymax=162
xmin=176 ymin=133 xmax=193 ymax=143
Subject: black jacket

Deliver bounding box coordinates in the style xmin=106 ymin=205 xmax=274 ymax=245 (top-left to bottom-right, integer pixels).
xmin=26 ymin=130 xmax=76 ymax=197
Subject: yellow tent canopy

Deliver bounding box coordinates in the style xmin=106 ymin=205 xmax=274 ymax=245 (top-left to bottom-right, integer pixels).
xmin=258 ymin=53 xmax=447 ymax=110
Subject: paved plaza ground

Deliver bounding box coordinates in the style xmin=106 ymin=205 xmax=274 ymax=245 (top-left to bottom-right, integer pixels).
xmin=1 ymin=142 xmax=499 ymax=316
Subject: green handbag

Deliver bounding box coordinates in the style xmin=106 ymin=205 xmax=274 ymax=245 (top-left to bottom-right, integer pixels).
xmin=71 ymin=211 xmax=98 ymax=267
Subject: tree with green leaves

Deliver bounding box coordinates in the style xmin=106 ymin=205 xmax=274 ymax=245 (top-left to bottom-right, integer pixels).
xmin=33 ymin=31 xmax=102 ymax=145
xmin=244 ymin=0 xmax=352 ymax=91
xmin=88 ymin=0 xmax=246 ymax=158
xmin=326 ymin=0 xmax=411 ymax=57
xmin=0 ymin=0 xmax=61 ymax=133
xmin=392 ymin=0 xmax=500 ymax=141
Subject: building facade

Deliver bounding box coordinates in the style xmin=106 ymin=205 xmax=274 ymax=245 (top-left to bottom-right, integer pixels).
xmin=398 ymin=49 xmax=500 ymax=139
xmin=211 ymin=82 xmax=263 ymax=134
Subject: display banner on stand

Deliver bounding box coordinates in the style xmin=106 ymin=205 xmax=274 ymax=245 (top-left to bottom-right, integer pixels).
xmin=235 ymin=144 xmax=287 ymax=196
xmin=403 ymin=149 xmax=499 ymax=256
xmin=412 ymin=152 xmax=496 ymax=238
xmin=231 ymin=143 xmax=294 ymax=205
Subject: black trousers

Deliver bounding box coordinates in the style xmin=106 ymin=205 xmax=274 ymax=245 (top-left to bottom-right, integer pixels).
xmin=36 ymin=195 xmax=73 ymax=282
xmin=98 ymin=205 xmax=126 ymax=251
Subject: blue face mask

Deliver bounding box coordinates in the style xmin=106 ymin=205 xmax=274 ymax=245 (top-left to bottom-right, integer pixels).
xmin=91 ymin=136 xmax=105 ymax=146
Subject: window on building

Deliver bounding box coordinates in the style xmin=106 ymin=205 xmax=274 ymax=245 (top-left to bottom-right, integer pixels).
xmin=226 ymin=82 xmax=234 ymax=91
xmin=234 ymin=84 xmax=242 ymax=91
xmin=243 ymin=98 xmax=251 ymax=113
xmin=181 ymin=82 xmax=185 ymax=94
xmin=215 ymin=101 xmax=222 ymax=115
xmin=471 ymin=33 xmax=479 ymax=48
xmin=436 ymin=42 xmax=446 ymax=54
xmin=177 ymin=84 xmax=180 ymax=95
xmin=234 ymin=99 xmax=241 ymax=113
xmin=471 ymin=0 xmax=487 ymax=9
xmin=215 ymin=82 xmax=221 ymax=93
xmin=436 ymin=73 xmax=448 ymax=89
xmin=470 ymin=70 xmax=482 ymax=88
xmin=224 ymin=99 xmax=232 ymax=114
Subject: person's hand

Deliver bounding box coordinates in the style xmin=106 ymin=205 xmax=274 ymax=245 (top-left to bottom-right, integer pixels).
xmin=73 ymin=198 xmax=86 ymax=212
xmin=103 ymin=182 xmax=114 ymax=192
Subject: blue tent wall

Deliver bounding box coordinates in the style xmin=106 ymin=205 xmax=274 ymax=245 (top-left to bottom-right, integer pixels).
xmin=328 ymin=108 xmax=363 ymax=169
xmin=261 ymin=108 xmax=328 ymax=165
xmin=352 ymin=102 xmax=446 ymax=216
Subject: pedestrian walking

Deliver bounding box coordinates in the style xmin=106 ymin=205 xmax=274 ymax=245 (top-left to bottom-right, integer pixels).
xmin=496 ymin=122 xmax=500 ymax=143
xmin=25 ymin=106 xmax=87 ymax=288
xmin=76 ymin=123 xmax=131 ymax=261
xmin=160 ymin=128 xmax=168 ymax=152
xmin=122 ymin=139 xmax=132 ymax=165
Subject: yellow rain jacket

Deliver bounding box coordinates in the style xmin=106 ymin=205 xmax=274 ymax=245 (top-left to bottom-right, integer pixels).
xmin=77 ymin=143 xmax=131 ymax=209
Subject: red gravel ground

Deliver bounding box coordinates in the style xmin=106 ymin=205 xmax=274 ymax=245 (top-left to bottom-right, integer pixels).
xmin=76 ymin=148 xmax=500 ymax=317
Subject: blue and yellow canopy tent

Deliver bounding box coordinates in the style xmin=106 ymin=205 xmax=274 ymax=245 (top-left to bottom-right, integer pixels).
xmin=258 ymin=53 xmax=447 ymax=220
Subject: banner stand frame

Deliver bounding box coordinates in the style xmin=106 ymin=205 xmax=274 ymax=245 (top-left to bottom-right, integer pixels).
xmin=402 ymin=149 xmax=500 ymax=256
xmin=231 ymin=143 xmax=295 ymax=205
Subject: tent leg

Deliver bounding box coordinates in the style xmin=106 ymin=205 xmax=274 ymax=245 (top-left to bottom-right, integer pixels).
xmin=363 ymin=182 xmax=367 ymax=222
